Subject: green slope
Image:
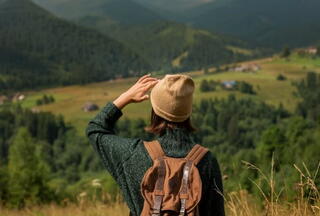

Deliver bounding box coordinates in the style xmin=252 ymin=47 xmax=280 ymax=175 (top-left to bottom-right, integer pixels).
xmin=133 ymin=0 xmax=320 ymax=48
xmin=189 ymin=0 xmax=320 ymax=48
xmin=133 ymin=0 xmax=216 ymax=12
xmin=19 ymin=54 xmax=320 ymax=134
xmin=77 ymin=19 xmax=265 ymax=70
xmin=32 ymin=0 xmax=163 ymax=24
xmin=0 ymin=0 xmax=150 ymax=92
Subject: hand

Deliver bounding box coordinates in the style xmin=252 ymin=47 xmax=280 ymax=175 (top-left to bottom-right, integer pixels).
xmin=113 ymin=74 xmax=159 ymax=109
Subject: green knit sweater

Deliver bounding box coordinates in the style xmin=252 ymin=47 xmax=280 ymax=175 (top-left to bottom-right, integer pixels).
xmin=86 ymin=102 xmax=225 ymax=216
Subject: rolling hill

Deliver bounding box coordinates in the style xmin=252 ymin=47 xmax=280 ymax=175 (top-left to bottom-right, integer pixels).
xmin=132 ymin=0 xmax=320 ymax=48
xmin=77 ymin=19 xmax=265 ymax=70
xmin=31 ymin=0 xmax=271 ymax=70
xmin=31 ymin=0 xmax=320 ymax=49
xmin=0 ymin=0 xmax=150 ymax=92
xmin=133 ymin=0 xmax=216 ymax=12
xmin=188 ymin=0 xmax=320 ymax=48
xmin=19 ymin=54 xmax=320 ymax=134
xmin=32 ymin=0 xmax=163 ymax=24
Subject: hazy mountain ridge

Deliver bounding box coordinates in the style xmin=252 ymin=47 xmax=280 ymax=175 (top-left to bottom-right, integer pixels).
xmin=0 ymin=0 xmax=150 ymax=92
xmin=32 ymin=0 xmax=163 ymax=24
xmin=187 ymin=0 xmax=320 ymax=48
xmin=132 ymin=0 xmax=216 ymax=12
xmin=77 ymin=18 xmax=264 ymax=70
xmin=130 ymin=0 xmax=320 ymax=48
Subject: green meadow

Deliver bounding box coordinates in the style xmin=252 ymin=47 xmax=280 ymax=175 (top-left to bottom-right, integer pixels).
xmin=19 ymin=55 xmax=320 ymax=135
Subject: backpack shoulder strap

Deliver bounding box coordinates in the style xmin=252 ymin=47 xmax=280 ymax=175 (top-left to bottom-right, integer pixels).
xmin=185 ymin=144 xmax=209 ymax=165
xmin=143 ymin=140 xmax=166 ymax=216
xmin=143 ymin=140 xmax=165 ymax=161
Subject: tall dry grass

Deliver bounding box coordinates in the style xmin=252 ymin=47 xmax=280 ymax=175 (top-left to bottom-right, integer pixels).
xmin=0 ymin=203 xmax=129 ymax=216
xmin=1 ymin=161 xmax=319 ymax=216
xmin=225 ymin=159 xmax=320 ymax=216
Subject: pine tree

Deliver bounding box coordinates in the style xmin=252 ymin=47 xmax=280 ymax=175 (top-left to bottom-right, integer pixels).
xmin=200 ymin=79 xmax=209 ymax=92
xmin=281 ymin=46 xmax=291 ymax=58
xmin=257 ymin=126 xmax=286 ymax=162
xmin=277 ymin=74 xmax=287 ymax=81
xmin=0 ymin=165 xmax=8 ymax=201
xmin=228 ymin=115 xmax=239 ymax=143
xmin=217 ymin=111 xmax=229 ymax=132
xmin=317 ymin=46 xmax=320 ymax=56
xmin=203 ymin=67 xmax=209 ymax=74
xmin=8 ymin=128 xmax=51 ymax=207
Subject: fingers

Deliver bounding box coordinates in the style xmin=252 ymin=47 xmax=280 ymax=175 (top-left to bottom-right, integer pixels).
xmin=135 ymin=80 xmax=158 ymax=102
xmin=132 ymin=75 xmax=159 ymax=103
xmin=141 ymin=94 xmax=149 ymax=101
xmin=143 ymin=80 xmax=159 ymax=91
xmin=141 ymin=77 xmax=158 ymax=84
xmin=134 ymin=94 xmax=149 ymax=103
xmin=138 ymin=74 xmax=151 ymax=83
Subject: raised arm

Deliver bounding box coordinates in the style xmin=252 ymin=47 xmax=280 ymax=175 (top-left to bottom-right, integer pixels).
xmin=86 ymin=74 xmax=159 ymax=177
xmin=113 ymin=74 xmax=159 ymax=109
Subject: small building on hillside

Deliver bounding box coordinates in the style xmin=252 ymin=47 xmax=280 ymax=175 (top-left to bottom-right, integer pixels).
xmin=82 ymin=102 xmax=99 ymax=112
xmin=251 ymin=64 xmax=261 ymax=71
xmin=222 ymin=80 xmax=237 ymax=89
xmin=297 ymin=47 xmax=318 ymax=56
xmin=233 ymin=64 xmax=261 ymax=72
xmin=0 ymin=95 xmax=9 ymax=105
xmin=305 ymin=47 xmax=318 ymax=55
xmin=12 ymin=93 xmax=25 ymax=102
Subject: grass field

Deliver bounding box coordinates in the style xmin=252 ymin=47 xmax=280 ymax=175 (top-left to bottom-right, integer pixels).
xmin=18 ymin=55 xmax=320 ymax=135
xmin=1 ymin=190 xmax=318 ymax=216
xmin=1 ymin=159 xmax=319 ymax=216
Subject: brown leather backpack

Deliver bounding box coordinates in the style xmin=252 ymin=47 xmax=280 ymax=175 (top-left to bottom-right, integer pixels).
xmin=141 ymin=140 xmax=209 ymax=216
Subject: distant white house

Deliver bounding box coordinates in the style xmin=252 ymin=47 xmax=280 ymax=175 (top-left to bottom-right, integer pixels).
xmin=82 ymin=102 xmax=99 ymax=112
xmin=12 ymin=93 xmax=25 ymax=102
xmin=222 ymin=80 xmax=237 ymax=89
xmin=233 ymin=64 xmax=261 ymax=72
xmin=305 ymin=47 xmax=317 ymax=55
xmin=297 ymin=47 xmax=318 ymax=56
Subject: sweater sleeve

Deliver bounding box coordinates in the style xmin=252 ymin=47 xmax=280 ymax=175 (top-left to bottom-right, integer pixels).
xmin=198 ymin=153 xmax=225 ymax=216
xmin=86 ymin=102 xmax=142 ymax=178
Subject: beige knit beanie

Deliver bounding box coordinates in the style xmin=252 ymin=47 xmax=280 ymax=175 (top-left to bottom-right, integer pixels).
xmin=150 ymin=74 xmax=195 ymax=122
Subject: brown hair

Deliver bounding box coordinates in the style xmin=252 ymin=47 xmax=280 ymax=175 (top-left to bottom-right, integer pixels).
xmin=145 ymin=109 xmax=196 ymax=135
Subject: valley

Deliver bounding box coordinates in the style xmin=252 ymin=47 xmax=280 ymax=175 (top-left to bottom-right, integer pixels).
xmin=19 ymin=54 xmax=320 ymax=134
xmin=0 ymin=1 xmax=320 ymax=214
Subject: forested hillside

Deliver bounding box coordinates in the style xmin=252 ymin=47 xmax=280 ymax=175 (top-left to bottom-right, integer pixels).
xmin=0 ymin=0 xmax=150 ymax=92
xmin=131 ymin=0 xmax=320 ymax=48
xmin=32 ymin=0 xmax=163 ymax=24
xmin=77 ymin=19 xmax=264 ymax=70
xmin=31 ymin=0 xmax=320 ymax=49
xmin=188 ymin=0 xmax=320 ymax=48
xmin=133 ymin=0 xmax=213 ymax=13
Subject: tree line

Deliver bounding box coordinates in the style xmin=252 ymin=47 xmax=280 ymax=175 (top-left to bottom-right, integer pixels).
xmin=0 ymin=0 xmax=150 ymax=93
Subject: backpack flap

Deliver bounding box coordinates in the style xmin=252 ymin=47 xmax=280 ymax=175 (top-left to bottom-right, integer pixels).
xmin=141 ymin=159 xmax=203 ymax=214
xmin=141 ymin=141 xmax=209 ymax=216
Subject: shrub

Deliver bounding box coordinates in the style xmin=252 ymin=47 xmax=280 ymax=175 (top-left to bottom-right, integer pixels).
xmin=200 ymin=79 xmax=217 ymax=92
xmin=277 ymin=74 xmax=287 ymax=81
xmin=237 ymin=81 xmax=255 ymax=94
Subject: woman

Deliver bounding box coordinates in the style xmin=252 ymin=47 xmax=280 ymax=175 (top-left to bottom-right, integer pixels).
xmin=86 ymin=74 xmax=225 ymax=216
